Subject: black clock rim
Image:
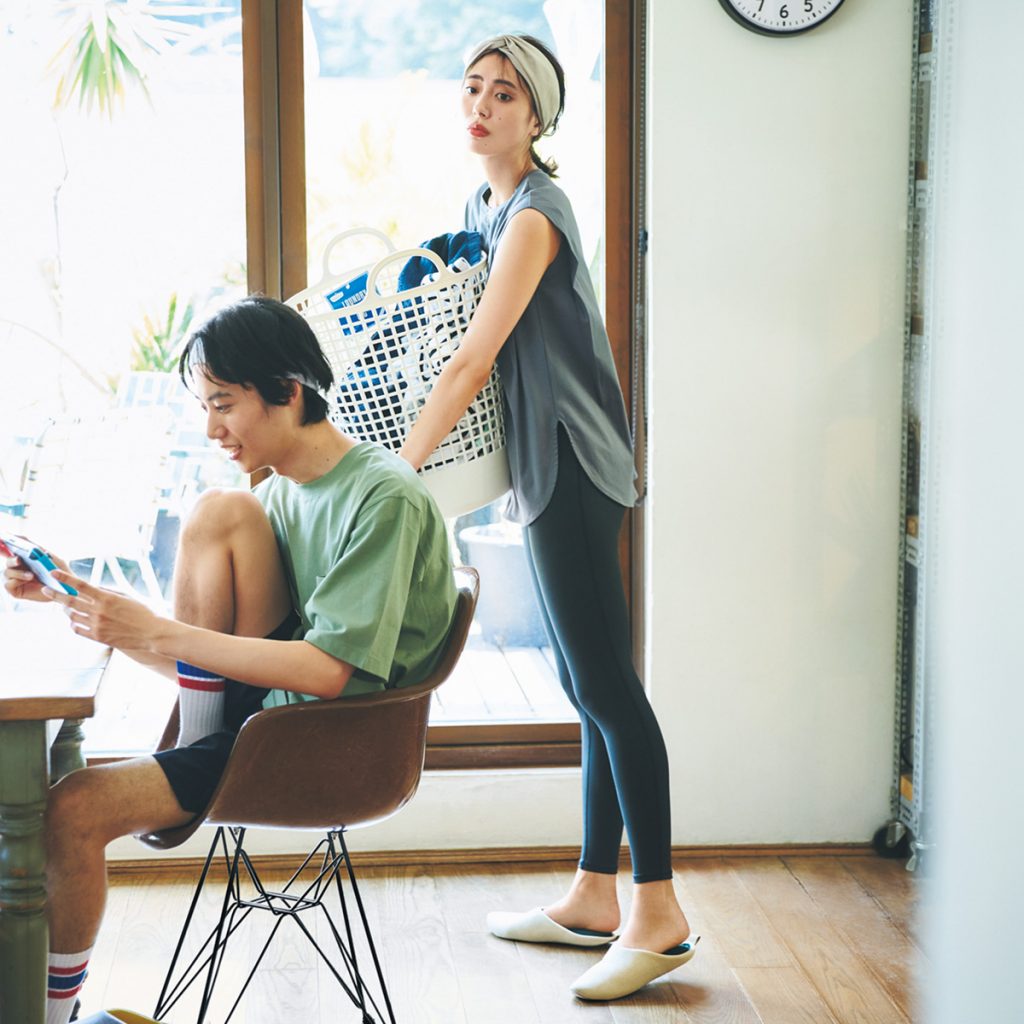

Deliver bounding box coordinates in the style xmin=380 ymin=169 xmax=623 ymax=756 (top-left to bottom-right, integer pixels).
xmin=716 ymin=0 xmax=846 ymax=37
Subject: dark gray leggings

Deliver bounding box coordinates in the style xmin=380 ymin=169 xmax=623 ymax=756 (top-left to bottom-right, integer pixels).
xmin=523 ymin=426 xmax=673 ymax=882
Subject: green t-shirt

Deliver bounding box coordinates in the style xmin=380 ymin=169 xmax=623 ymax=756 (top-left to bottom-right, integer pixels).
xmin=254 ymin=442 xmax=457 ymax=705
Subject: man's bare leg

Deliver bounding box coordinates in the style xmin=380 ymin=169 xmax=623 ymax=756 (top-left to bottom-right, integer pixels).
xmin=46 ymin=487 xmax=292 ymax=956
xmin=172 ymin=487 xmax=292 ymax=637
xmin=45 ymin=759 xmax=193 ymax=954
xmin=168 ymin=488 xmax=294 ymax=745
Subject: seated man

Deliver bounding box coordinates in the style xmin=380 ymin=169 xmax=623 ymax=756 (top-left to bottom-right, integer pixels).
xmin=2 ymin=295 xmax=457 ymax=1024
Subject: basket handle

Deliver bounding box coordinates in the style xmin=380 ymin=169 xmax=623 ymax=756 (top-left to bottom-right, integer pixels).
xmin=364 ymin=247 xmax=450 ymax=299
xmin=319 ymin=227 xmax=395 ymax=282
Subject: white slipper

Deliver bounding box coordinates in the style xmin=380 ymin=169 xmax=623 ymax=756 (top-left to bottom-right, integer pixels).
xmin=486 ymin=907 xmax=618 ymax=947
xmin=570 ymin=935 xmax=700 ymax=1000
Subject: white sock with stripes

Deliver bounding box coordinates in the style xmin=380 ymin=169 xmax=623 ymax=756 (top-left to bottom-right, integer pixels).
xmin=176 ymin=660 xmax=226 ymax=746
xmin=46 ymin=946 xmax=92 ymax=1024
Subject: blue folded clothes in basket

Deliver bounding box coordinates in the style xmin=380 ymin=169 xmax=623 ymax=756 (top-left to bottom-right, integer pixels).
xmin=326 ymin=231 xmax=483 ymax=327
xmin=397 ymin=230 xmax=482 ymax=290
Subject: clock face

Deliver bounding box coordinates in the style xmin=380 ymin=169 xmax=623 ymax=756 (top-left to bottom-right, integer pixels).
xmin=718 ymin=0 xmax=846 ymax=36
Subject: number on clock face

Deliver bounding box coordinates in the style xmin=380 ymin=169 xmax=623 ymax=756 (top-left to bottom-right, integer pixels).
xmin=719 ymin=0 xmax=845 ymax=35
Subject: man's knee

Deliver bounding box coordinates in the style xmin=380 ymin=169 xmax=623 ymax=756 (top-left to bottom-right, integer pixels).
xmin=46 ymin=769 xmax=119 ymax=852
xmin=181 ymin=487 xmax=268 ymax=547
xmin=47 ymin=760 xmax=190 ymax=855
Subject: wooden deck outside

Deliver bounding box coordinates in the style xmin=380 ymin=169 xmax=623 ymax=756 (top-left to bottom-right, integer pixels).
xmin=80 ymin=625 xmax=575 ymax=758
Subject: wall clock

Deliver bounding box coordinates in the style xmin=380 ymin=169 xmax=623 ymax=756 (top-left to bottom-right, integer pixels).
xmin=718 ymin=0 xmax=846 ymax=36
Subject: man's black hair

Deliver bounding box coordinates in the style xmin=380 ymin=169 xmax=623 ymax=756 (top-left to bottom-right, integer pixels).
xmin=179 ymin=295 xmax=334 ymax=425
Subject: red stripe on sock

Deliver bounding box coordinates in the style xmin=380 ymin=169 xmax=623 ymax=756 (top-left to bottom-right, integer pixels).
xmin=49 ymin=963 xmax=89 ymax=975
xmin=178 ymin=678 xmax=226 ymax=692
xmin=48 ymin=985 xmax=84 ymax=998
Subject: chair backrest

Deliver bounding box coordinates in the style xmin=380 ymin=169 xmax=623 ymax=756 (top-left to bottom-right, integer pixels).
xmin=140 ymin=566 xmax=479 ymax=849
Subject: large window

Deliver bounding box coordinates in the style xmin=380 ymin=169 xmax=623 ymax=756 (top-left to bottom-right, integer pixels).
xmin=1 ymin=0 xmax=641 ymax=769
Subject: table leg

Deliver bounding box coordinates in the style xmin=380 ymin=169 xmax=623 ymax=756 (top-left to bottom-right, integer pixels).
xmin=0 ymin=719 xmax=49 ymax=1024
xmin=51 ymin=718 xmax=87 ymax=784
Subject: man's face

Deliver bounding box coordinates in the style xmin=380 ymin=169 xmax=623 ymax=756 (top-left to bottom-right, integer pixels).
xmin=196 ymin=372 xmax=290 ymax=475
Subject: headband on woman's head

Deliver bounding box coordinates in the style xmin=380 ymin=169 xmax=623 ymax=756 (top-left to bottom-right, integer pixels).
xmin=464 ymin=35 xmax=560 ymax=135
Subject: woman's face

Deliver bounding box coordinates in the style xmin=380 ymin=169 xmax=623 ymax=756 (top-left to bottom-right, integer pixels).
xmin=462 ymin=52 xmax=540 ymax=163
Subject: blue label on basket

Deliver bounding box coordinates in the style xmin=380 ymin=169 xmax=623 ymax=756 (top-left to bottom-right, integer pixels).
xmin=326 ymin=272 xmax=374 ymax=337
xmin=326 ymin=272 xmax=368 ymax=309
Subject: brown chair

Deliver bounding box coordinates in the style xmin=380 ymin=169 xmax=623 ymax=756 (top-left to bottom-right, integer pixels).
xmin=137 ymin=567 xmax=479 ymax=1024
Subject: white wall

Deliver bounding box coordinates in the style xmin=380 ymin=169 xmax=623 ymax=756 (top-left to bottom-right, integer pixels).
xmin=110 ymin=0 xmax=916 ymax=861
xmin=646 ymin=0 xmax=913 ymax=842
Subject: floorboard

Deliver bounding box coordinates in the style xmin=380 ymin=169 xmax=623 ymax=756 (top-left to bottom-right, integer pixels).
xmin=734 ymin=966 xmax=839 ymax=1024
xmin=839 ymin=855 xmax=928 ymax=951
xmin=783 ymin=857 xmax=922 ymax=1021
xmin=677 ymin=858 xmax=792 ymax=969
xmin=727 ymin=858 xmax=911 ymax=1024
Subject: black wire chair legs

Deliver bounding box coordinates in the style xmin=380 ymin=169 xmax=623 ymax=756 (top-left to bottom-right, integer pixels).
xmin=153 ymin=826 xmax=395 ymax=1024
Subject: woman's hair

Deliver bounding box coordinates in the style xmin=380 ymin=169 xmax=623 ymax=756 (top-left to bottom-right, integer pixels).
xmin=473 ymin=34 xmax=566 ymax=178
xmin=179 ymin=295 xmax=334 ymax=425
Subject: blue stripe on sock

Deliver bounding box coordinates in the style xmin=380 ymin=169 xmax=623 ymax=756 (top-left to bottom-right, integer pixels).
xmin=48 ymin=970 xmax=88 ymax=990
xmin=176 ymin=661 xmax=223 ymax=679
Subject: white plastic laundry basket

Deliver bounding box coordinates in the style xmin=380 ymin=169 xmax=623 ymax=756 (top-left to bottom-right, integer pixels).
xmin=286 ymin=230 xmax=509 ymax=518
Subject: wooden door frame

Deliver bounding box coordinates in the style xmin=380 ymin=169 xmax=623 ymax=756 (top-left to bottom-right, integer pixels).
xmin=243 ymin=0 xmax=646 ymax=769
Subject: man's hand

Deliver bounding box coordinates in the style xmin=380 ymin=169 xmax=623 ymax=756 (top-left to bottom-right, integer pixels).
xmin=44 ymin=570 xmax=163 ymax=651
xmin=3 ymin=542 xmax=71 ymax=602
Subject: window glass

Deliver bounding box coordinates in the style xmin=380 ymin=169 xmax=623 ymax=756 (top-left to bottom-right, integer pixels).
xmin=0 ymin=0 xmax=247 ymax=613
xmin=301 ymin=0 xmax=604 ymax=724
xmin=302 ymin=1 xmax=604 ymax=302
xmin=1 ymin=0 xmax=247 ymax=753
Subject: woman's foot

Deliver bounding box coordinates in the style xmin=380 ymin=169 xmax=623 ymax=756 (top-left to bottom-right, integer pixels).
xmin=617 ymin=878 xmax=691 ymax=953
xmin=541 ymin=867 xmax=621 ymax=935
xmin=570 ymin=938 xmax=701 ymax=1000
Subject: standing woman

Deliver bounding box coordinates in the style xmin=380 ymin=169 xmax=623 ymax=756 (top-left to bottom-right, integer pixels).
xmin=399 ymin=35 xmax=697 ymax=1000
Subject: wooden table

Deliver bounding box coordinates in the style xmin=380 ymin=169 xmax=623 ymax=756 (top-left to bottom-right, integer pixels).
xmin=0 ymin=611 xmax=109 ymax=1024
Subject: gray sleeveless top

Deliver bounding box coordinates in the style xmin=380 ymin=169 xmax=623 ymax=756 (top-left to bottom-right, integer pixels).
xmin=465 ymin=171 xmax=636 ymax=525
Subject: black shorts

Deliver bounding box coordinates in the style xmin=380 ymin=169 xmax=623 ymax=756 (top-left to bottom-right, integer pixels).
xmin=153 ymin=611 xmax=300 ymax=815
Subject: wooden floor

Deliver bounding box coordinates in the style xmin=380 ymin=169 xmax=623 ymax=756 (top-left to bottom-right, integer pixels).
xmin=79 ymin=852 xmax=924 ymax=1023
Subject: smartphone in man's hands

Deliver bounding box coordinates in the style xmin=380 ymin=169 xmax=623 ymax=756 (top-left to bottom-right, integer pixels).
xmin=0 ymin=535 xmax=78 ymax=595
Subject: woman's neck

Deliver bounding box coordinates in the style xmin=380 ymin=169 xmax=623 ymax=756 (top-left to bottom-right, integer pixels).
xmin=482 ymin=153 xmax=534 ymax=207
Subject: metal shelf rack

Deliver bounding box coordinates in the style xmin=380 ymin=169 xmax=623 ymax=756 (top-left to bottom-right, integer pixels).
xmin=879 ymin=0 xmax=940 ymax=873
